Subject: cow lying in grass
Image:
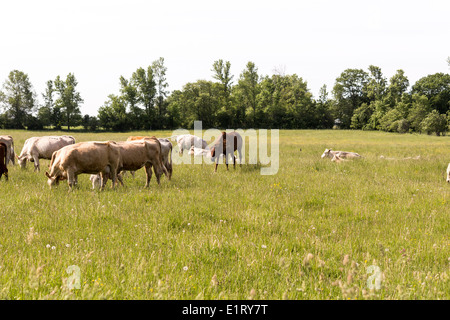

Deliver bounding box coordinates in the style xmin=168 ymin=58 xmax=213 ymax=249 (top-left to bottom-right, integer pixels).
xmin=321 ymin=148 xmax=362 ymax=160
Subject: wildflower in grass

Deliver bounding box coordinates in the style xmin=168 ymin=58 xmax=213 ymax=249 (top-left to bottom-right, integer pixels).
xmin=51 ymin=246 xmax=56 ymax=250
xmin=261 ymin=245 xmax=267 ymax=249
xmin=46 ymin=244 xmax=50 ymax=248
xmin=183 ymin=266 xmax=188 ymax=271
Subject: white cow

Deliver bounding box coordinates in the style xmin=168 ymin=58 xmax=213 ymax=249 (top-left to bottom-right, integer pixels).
xmin=17 ymin=135 xmax=75 ymax=172
xmin=321 ymin=148 xmax=362 ymax=160
xmin=171 ymin=134 xmax=208 ymax=155
xmin=0 ymin=135 xmax=15 ymax=165
xmin=447 ymin=163 xmax=450 ymax=183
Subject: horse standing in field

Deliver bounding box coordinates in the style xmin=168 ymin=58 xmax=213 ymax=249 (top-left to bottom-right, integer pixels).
xmin=210 ymin=132 xmax=243 ymax=172
xmin=0 ymin=142 xmax=8 ymax=181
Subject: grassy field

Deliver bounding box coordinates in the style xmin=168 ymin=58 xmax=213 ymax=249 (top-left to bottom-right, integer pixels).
xmin=0 ymin=129 xmax=448 ymax=300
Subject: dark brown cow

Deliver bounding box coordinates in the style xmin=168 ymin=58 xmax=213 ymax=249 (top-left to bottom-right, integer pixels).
xmin=210 ymin=132 xmax=243 ymax=172
xmin=0 ymin=142 xmax=9 ymax=181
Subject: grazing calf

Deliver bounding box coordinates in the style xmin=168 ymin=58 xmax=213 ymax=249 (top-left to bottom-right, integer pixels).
xmin=210 ymin=132 xmax=243 ymax=172
xmin=321 ymin=148 xmax=361 ymax=160
xmin=0 ymin=142 xmax=8 ymax=181
xmin=447 ymin=163 xmax=450 ymax=183
xmin=17 ymin=135 xmax=75 ymax=172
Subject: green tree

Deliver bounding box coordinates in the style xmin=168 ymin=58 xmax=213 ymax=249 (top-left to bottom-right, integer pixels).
xmin=212 ymin=59 xmax=234 ymax=127
xmin=131 ymin=66 xmax=156 ymax=130
xmin=0 ymin=70 xmax=36 ymax=129
xmin=54 ymin=73 xmax=83 ymax=130
xmin=385 ymin=70 xmax=409 ymax=107
xmin=351 ymin=103 xmax=373 ymax=129
xmin=152 ymin=57 xmax=169 ymax=129
xmin=233 ymin=61 xmax=260 ymax=128
xmin=420 ymin=110 xmax=447 ymax=136
xmin=407 ymin=94 xmax=431 ymax=131
xmin=38 ymin=80 xmax=55 ymax=128
xmin=365 ymin=65 xmax=387 ymax=102
xmin=411 ymin=73 xmax=450 ymax=114
xmin=331 ymin=69 xmax=369 ymax=128
xmin=98 ymin=95 xmax=129 ymax=131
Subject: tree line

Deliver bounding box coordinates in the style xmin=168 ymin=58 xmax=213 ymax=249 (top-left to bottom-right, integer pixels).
xmin=1 ymin=57 xmax=450 ymax=135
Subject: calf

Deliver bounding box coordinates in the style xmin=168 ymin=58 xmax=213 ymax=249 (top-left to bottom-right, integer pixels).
xmin=0 ymin=142 xmax=8 ymax=181
xmin=172 ymin=134 xmax=208 ymax=155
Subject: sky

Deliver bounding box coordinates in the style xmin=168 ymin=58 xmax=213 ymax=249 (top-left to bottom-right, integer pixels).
xmin=1 ymin=0 xmax=449 ymax=116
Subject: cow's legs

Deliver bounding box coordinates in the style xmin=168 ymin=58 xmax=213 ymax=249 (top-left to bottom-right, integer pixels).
xmin=33 ymin=155 xmax=40 ymax=172
xmin=144 ymin=164 xmax=153 ymax=188
xmin=66 ymin=169 xmax=76 ymax=192
xmin=233 ymin=155 xmax=236 ymax=169
xmin=238 ymin=149 xmax=242 ymax=167
xmin=224 ymin=153 xmax=229 ymax=170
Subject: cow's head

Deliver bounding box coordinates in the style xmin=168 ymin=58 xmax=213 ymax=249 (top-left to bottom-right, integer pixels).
xmin=321 ymin=148 xmax=331 ymax=159
xmin=16 ymin=155 xmax=27 ymax=169
xmin=45 ymin=171 xmax=64 ymax=188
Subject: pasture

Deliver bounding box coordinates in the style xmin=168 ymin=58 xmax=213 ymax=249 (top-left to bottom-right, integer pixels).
xmin=0 ymin=129 xmax=448 ymax=300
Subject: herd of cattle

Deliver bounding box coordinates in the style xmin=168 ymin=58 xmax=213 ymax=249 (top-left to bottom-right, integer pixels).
xmin=1 ymin=133 xmax=449 ymax=190
xmin=0 ymin=132 xmax=244 ymax=191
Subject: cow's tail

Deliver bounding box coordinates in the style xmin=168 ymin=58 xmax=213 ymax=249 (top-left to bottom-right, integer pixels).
xmin=1 ymin=143 xmax=6 ymax=166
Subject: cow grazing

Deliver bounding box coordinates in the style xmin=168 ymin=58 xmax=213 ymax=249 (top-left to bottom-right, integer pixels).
xmin=0 ymin=142 xmax=8 ymax=181
xmin=127 ymin=136 xmax=172 ymax=180
xmin=45 ymin=141 xmax=122 ymax=191
xmin=110 ymin=140 xmax=169 ymax=188
xmin=210 ymin=132 xmax=243 ymax=172
xmin=171 ymin=134 xmax=208 ymax=155
xmin=17 ymin=135 xmax=75 ymax=172
xmin=0 ymin=135 xmax=15 ymax=165
xmin=321 ymin=148 xmax=362 ymax=160
xmin=447 ymin=163 xmax=450 ymax=183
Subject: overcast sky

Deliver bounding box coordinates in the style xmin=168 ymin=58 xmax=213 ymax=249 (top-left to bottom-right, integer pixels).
xmin=1 ymin=0 xmax=449 ymax=116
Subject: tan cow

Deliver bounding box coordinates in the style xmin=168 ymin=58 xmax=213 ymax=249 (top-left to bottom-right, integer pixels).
xmin=109 ymin=140 xmax=169 ymax=188
xmin=127 ymin=136 xmax=172 ymax=180
xmin=17 ymin=135 xmax=75 ymax=172
xmin=45 ymin=141 xmax=122 ymax=191
xmin=0 ymin=135 xmax=15 ymax=165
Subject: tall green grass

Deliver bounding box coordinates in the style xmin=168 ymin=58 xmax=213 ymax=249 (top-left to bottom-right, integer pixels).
xmin=0 ymin=129 xmax=448 ymax=299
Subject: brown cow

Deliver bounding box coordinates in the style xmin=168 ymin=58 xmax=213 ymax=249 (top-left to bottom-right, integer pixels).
xmin=126 ymin=136 xmax=172 ymax=179
xmin=110 ymin=140 xmax=169 ymax=188
xmin=210 ymin=132 xmax=243 ymax=172
xmin=45 ymin=141 xmax=122 ymax=191
xmin=0 ymin=142 xmax=8 ymax=181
